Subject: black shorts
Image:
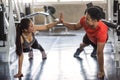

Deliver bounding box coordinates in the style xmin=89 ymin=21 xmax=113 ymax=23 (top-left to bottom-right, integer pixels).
xmin=83 ymin=33 xmax=108 ymax=49
xmin=83 ymin=34 xmax=97 ymax=49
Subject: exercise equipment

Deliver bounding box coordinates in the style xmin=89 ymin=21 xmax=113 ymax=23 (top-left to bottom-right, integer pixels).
xmin=0 ymin=0 xmax=17 ymax=62
xmin=86 ymin=2 xmax=93 ymax=8
xmin=112 ymin=1 xmax=120 ymax=75
xmin=86 ymin=2 xmax=105 ymax=19
xmin=0 ymin=0 xmax=9 ymax=62
xmin=113 ymin=0 xmax=118 ymax=23
xmin=25 ymin=3 xmax=31 ymax=15
xmin=13 ymin=0 xmax=21 ymax=22
xmin=102 ymin=19 xmax=117 ymax=29
xmin=113 ymin=0 xmax=118 ymax=16
xmin=0 ymin=3 xmax=6 ymax=47
xmin=44 ymin=5 xmax=56 ymax=19
xmin=22 ymin=12 xmax=49 ymax=19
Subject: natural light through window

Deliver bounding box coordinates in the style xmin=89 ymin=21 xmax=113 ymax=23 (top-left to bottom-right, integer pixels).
xmin=19 ymin=0 xmax=32 ymax=3
xmin=60 ymin=0 xmax=104 ymax=1
xmin=35 ymin=0 xmax=105 ymax=2
xmin=20 ymin=0 xmax=105 ymax=3
xmin=35 ymin=0 xmax=57 ymax=2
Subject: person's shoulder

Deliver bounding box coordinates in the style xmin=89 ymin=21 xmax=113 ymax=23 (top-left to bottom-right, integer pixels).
xmin=80 ymin=16 xmax=86 ymax=25
xmin=98 ymin=21 xmax=107 ymax=27
xmin=97 ymin=21 xmax=108 ymax=33
xmin=81 ymin=16 xmax=86 ymax=20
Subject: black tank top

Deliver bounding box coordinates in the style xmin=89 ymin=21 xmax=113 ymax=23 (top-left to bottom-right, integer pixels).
xmin=22 ymin=33 xmax=35 ymax=48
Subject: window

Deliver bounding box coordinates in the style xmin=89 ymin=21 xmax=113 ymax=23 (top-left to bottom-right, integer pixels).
xmin=35 ymin=0 xmax=105 ymax=2
xmin=19 ymin=0 xmax=32 ymax=3
xmin=60 ymin=0 xmax=104 ymax=1
xmin=35 ymin=0 xmax=57 ymax=2
xmin=20 ymin=0 xmax=105 ymax=3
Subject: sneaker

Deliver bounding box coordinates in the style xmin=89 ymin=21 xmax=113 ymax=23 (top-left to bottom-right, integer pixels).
xmin=41 ymin=51 xmax=47 ymax=60
xmin=28 ymin=50 xmax=33 ymax=59
xmin=91 ymin=49 xmax=97 ymax=58
xmin=74 ymin=54 xmax=79 ymax=58
xmin=73 ymin=48 xmax=83 ymax=58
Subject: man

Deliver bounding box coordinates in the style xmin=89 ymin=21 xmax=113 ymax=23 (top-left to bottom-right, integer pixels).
xmin=59 ymin=7 xmax=108 ymax=79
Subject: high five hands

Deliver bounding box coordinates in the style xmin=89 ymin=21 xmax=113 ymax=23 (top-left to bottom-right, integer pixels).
xmin=55 ymin=12 xmax=64 ymax=24
xmin=59 ymin=12 xmax=64 ymax=23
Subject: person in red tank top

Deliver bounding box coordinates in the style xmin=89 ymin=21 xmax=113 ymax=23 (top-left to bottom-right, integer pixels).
xmin=80 ymin=16 xmax=108 ymax=44
xmin=59 ymin=7 xmax=108 ymax=79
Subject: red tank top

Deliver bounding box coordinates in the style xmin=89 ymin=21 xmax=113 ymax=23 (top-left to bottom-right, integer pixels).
xmin=80 ymin=16 xmax=108 ymax=44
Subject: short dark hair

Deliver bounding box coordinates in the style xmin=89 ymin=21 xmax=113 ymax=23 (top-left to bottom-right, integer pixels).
xmin=86 ymin=7 xmax=102 ymax=21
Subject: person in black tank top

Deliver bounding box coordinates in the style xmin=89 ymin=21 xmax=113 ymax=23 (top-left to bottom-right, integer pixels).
xmin=14 ymin=18 xmax=59 ymax=78
xmin=22 ymin=33 xmax=45 ymax=59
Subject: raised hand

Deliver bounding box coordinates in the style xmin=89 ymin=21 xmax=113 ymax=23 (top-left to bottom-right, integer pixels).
xmin=59 ymin=12 xmax=64 ymax=23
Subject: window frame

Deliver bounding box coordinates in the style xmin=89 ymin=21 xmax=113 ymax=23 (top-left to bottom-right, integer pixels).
xmin=20 ymin=0 xmax=106 ymax=5
xmin=33 ymin=0 xmax=106 ymax=5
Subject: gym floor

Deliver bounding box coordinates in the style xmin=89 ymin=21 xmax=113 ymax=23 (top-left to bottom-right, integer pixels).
xmin=0 ymin=29 xmax=120 ymax=80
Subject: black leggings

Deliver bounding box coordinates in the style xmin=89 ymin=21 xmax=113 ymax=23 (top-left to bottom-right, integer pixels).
xmin=23 ymin=39 xmax=44 ymax=52
xmin=83 ymin=33 xmax=108 ymax=50
xmin=31 ymin=39 xmax=44 ymax=52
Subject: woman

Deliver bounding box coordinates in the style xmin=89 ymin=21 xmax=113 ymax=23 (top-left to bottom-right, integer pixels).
xmin=14 ymin=18 xmax=58 ymax=78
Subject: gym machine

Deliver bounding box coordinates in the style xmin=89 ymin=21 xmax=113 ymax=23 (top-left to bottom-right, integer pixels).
xmin=0 ymin=0 xmax=13 ymax=77
xmin=0 ymin=3 xmax=7 ymax=47
xmin=0 ymin=0 xmax=17 ymax=62
xmin=114 ymin=1 xmax=120 ymax=75
xmin=0 ymin=1 xmax=9 ymax=62
xmin=22 ymin=11 xmax=49 ymax=19
xmin=107 ymin=0 xmax=120 ymax=75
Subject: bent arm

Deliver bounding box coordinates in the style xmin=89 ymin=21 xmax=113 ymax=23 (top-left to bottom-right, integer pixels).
xmin=34 ymin=22 xmax=58 ymax=31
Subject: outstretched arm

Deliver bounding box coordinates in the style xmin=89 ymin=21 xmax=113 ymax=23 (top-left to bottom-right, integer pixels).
xmin=34 ymin=21 xmax=58 ymax=31
xmin=97 ymin=42 xmax=105 ymax=78
xmin=59 ymin=13 xmax=82 ymax=30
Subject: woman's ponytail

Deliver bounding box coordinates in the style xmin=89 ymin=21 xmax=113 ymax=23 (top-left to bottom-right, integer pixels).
xmin=16 ymin=23 xmax=23 ymax=56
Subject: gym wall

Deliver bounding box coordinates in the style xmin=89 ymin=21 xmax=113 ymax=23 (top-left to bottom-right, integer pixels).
xmin=33 ymin=3 xmax=107 ymax=24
